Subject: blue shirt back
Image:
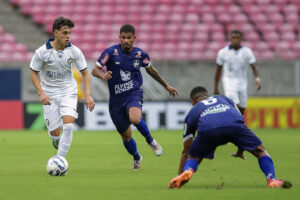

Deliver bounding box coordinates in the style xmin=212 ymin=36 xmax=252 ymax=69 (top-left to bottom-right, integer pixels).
xmin=97 ymin=44 xmax=151 ymax=102
xmin=183 ymin=95 xmax=244 ymax=140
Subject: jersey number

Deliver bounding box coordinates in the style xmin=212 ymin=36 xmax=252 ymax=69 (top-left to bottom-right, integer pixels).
xmin=201 ymin=97 xmax=217 ymax=105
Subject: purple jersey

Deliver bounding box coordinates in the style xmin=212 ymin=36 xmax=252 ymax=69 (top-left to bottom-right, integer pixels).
xmin=183 ymin=95 xmax=244 ymax=141
xmin=97 ymin=44 xmax=151 ymax=101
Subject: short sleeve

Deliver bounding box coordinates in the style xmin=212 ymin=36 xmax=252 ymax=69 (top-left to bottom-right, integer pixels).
xmin=30 ymin=51 xmax=43 ymax=71
xmin=141 ymin=51 xmax=151 ymax=68
xmin=183 ymin=109 xmax=198 ymax=142
xmin=248 ymin=48 xmax=256 ymax=64
xmin=216 ymin=50 xmax=224 ymax=66
xmin=96 ymin=48 xmax=111 ymax=68
xmin=73 ymin=48 xmax=88 ymax=71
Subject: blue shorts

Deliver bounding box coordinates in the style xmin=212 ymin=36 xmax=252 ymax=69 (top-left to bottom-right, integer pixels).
xmin=189 ymin=125 xmax=262 ymax=159
xmin=109 ymin=94 xmax=143 ymax=134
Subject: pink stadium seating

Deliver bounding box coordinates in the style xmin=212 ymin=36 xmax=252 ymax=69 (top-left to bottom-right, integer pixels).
xmin=9 ymin=0 xmax=300 ymax=60
xmin=0 ymin=25 xmax=32 ymax=62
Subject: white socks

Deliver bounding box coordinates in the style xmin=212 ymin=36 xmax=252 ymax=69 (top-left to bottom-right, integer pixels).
xmin=57 ymin=123 xmax=73 ymax=157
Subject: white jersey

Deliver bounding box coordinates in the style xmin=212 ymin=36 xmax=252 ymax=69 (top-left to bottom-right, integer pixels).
xmin=30 ymin=39 xmax=87 ymax=98
xmin=216 ymin=45 xmax=256 ymax=89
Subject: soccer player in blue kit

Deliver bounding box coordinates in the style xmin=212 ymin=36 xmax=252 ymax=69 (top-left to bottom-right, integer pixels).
xmin=168 ymin=86 xmax=292 ymax=188
xmin=92 ymin=24 xmax=178 ymax=170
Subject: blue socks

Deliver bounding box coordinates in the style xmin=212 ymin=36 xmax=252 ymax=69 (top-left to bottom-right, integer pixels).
xmin=183 ymin=158 xmax=199 ymax=172
xmin=258 ymin=155 xmax=276 ymax=179
xmin=123 ymin=138 xmax=140 ymax=160
xmin=135 ymin=119 xmax=153 ymax=144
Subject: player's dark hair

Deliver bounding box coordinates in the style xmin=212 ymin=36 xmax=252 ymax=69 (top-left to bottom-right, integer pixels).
xmin=52 ymin=16 xmax=74 ymax=32
xmin=231 ymin=30 xmax=243 ymax=38
xmin=190 ymin=86 xmax=208 ymax=101
xmin=120 ymin=24 xmax=135 ymax=35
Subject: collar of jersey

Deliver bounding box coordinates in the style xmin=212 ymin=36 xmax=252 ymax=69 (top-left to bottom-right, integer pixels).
xmin=228 ymin=44 xmax=242 ymax=50
xmin=46 ymin=38 xmax=72 ymax=49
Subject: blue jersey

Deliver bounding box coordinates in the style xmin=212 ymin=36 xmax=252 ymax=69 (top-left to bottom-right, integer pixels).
xmin=183 ymin=95 xmax=244 ymax=141
xmin=97 ymin=44 xmax=151 ymax=101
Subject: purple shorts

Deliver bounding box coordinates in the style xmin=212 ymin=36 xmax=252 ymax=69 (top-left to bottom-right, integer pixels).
xmin=189 ymin=125 xmax=262 ymax=159
xmin=109 ymin=94 xmax=143 ymax=134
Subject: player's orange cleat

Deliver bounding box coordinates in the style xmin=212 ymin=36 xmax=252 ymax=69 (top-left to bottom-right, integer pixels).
xmin=267 ymin=178 xmax=292 ymax=188
xmin=168 ymin=169 xmax=194 ymax=188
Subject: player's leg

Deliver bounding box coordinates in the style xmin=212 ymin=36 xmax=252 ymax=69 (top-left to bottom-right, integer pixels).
xmin=57 ymin=95 xmax=78 ymax=157
xmin=237 ymin=89 xmax=247 ymax=115
xmin=57 ymin=115 xmax=75 ymax=157
xmin=169 ymin=130 xmax=219 ymax=188
xmin=43 ymin=101 xmax=62 ymax=149
xmin=110 ymin=105 xmax=142 ymax=169
xmin=129 ymin=106 xmax=162 ymax=156
xmin=231 ymin=125 xmax=292 ymax=188
xmin=121 ymin=126 xmax=142 ymax=170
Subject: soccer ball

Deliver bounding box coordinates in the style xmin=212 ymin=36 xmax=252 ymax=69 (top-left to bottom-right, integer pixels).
xmin=46 ymin=156 xmax=69 ymax=176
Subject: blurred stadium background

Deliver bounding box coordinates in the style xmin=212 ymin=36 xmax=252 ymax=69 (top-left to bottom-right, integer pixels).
xmin=0 ymin=0 xmax=299 ymax=130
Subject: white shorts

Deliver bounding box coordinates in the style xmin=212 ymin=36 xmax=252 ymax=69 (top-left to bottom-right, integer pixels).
xmin=43 ymin=95 xmax=78 ymax=131
xmin=223 ymin=87 xmax=247 ymax=108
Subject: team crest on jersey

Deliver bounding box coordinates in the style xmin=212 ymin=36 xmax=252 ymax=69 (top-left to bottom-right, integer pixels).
xmin=67 ymin=57 xmax=73 ymax=65
xmin=113 ymin=49 xmax=119 ymax=55
xmin=133 ymin=60 xmax=140 ymax=68
xmin=136 ymin=51 xmax=142 ymax=58
xmin=120 ymin=69 xmax=131 ymax=81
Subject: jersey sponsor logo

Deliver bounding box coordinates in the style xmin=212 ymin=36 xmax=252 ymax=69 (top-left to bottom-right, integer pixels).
xmin=142 ymin=58 xmax=150 ymax=65
xmin=133 ymin=60 xmax=140 ymax=68
xmin=136 ymin=51 xmax=142 ymax=58
xmin=115 ymin=80 xmax=134 ymax=94
xmin=46 ymin=71 xmax=67 ymax=78
xmin=200 ymin=104 xmax=230 ymax=117
xmin=101 ymin=53 xmax=109 ymax=65
xmin=120 ymin=69 xmax=131 ymax=81
xmin=113 ymin=49 xmax=119 ymax=55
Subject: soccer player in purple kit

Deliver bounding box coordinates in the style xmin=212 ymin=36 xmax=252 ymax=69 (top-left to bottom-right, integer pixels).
xmin=92 ymin=24 xmax=178 ymax=170
xmin=168 ymin=86 xmax=292 ymax=189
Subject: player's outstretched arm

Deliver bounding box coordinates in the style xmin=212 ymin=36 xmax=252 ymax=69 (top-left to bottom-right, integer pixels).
xmin=178 ymin=138 xmax=193 ymax=175
xmin=80 ymin=69 xmax=95 ymax=111
xmin=145 ymin=65 xmax=178 ymax=97
xmin=250 ymin=64 xmax=261 ymax=90
xmin=30 ymin=69 xmax=51 ymax=105
xmin=92 ymin=65 xmax=112 ymax=80
xmin=214 ymin=65 xmax=222 ymax=95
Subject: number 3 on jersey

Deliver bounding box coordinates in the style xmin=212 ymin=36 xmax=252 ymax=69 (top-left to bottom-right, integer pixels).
xmin=201 ymin=97 xmax=217 ymax=105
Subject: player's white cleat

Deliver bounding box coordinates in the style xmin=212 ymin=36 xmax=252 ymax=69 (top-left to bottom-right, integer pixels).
xmin=132 ymin=155 xmax=143 ymax=170
xmin=149 ymin=140 xmax=163 ymax=156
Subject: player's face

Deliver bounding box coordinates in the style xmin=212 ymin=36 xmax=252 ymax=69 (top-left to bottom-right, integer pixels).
xmin=54 ymin=26 xmax=72 ymax=47
xmin=119 ymin=32 xmax=136 ymax=52
xmin=230 ymin=34 xmax=242 ymax=48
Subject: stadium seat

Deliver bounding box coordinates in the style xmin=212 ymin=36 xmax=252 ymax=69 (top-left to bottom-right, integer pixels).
xmin=9 ymin=0 xmax=300 ymax=61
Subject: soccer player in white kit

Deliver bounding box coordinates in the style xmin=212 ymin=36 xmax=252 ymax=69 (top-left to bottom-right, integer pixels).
xmin=214 ymin=30 xmax=261 ymax=115
xmin=30 ymin=16 xmax=95 ymax=157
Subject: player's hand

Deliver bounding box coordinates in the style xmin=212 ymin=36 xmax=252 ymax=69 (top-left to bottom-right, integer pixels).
xmin=85 ymin=95 xmax=95 ymax=111
xmin=166 ymin=85 xmax=178 ymax=98
xmin=214 ymin=88 xmax=220 ymax=95
xmin=39 ymin=93 xmax=51 ymax=105
xmin=102 ymin=71 xmax=112 ymax=80
xmin=255 ymin=77 xmax=261 ymax=90
xmin=231 ymin=148 xmax=246 ymax=160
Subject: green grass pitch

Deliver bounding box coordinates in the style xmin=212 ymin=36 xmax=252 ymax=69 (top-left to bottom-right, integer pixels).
xmin=0 ymin=129 xmax=299 ymax=200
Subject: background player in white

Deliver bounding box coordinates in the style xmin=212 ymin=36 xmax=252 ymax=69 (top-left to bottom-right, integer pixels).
xmin=214 ymin=30 xmax=261 ymax=115
xmin=30 ymin=16 xmax=95 ymax=157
